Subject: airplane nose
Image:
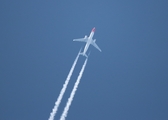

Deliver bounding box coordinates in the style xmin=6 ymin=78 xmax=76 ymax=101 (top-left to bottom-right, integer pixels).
xmin=92 ymin=27 xmax=96 ymax=32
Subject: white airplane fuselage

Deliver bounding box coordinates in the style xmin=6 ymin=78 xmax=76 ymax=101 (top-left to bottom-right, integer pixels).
xmin=82 ymin=29 xmax=95 ymax=56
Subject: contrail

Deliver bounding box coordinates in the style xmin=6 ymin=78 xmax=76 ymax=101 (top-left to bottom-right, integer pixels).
xmin=48 ymin=50 xmax=81 ymax=120
xmin=60 ymin=58 xmax=88 ymax=120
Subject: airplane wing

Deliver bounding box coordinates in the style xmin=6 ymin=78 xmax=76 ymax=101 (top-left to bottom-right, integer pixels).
xmin=73 ymin=38 xmax=87 ymax=42
xmin=91 ymin=41 xmax=102 ymax=52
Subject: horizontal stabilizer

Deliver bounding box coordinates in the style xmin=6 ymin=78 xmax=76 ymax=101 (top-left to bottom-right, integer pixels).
xmin=79 ymin=52 xmax=88 ymax=58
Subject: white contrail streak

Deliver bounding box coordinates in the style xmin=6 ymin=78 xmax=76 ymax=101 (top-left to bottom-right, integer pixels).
xmin=60 ymin=58 xmax=88 ymax=120
xmin=48 ymin=50 xmax=80 ymax=120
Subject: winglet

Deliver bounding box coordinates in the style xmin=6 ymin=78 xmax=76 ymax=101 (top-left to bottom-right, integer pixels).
xmin=92 ymin=27 xmax=96 ymax=32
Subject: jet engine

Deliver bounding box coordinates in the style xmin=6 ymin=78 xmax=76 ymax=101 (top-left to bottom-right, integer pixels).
xmin=84 ymin=35 xmax=87 ymax=39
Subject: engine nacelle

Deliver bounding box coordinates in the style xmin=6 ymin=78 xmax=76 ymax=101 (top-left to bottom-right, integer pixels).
xmin=93 ymin=39 xmax=96 ymax=42
xmin=84 ymin=35 xmax=87 ymax=39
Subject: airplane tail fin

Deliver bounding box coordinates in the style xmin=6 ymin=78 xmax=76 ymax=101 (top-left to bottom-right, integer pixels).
xmin=79 ymin=52 xmax=88 ymax=58
xmin=77 ymin=47 xmax=88 ymax=58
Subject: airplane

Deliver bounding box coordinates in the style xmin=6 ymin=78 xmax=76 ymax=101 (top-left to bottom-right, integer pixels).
xmin=73 ymin=27 xmax=101 ymax=57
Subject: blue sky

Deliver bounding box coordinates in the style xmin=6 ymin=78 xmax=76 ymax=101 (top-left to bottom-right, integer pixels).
xmin=1 ymin=0 xmax=168 ymax=120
